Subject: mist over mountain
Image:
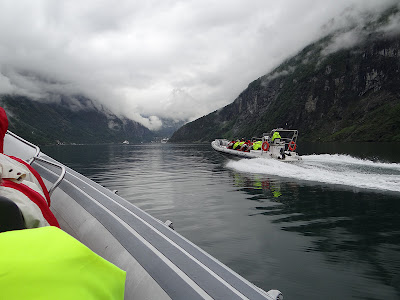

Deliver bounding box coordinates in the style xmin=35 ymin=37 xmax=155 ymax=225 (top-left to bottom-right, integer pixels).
xmin=170 ymin=6 xmax=400 ymax=143
xmin=151 ymin=118 xmax=186 ymax=140
xmin=0 ymin=95 xmax=156 ymax=145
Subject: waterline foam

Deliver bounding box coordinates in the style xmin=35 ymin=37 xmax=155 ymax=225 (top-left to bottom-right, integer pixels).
xmin=225 ymin=154 xmax=400 ymax=193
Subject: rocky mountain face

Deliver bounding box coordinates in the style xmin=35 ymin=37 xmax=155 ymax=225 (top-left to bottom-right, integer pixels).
xmin=170 ymin=8 xmax=400 ymax=143
xmin=0 ymin=95 xmax=155 ymax=145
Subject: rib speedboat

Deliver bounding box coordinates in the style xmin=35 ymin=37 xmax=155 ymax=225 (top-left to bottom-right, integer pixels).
xmin=3 ymin=130 xmax=283 ymax=300
xmin=212 ymin=129 xmax=301 ymax=161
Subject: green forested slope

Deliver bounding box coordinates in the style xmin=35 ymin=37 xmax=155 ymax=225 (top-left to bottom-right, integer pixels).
xmin=0 ymin=95 xmax=155 ymax=145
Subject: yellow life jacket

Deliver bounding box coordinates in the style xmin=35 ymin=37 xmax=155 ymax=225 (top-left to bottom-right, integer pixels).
xmin=271 ymin=132 xmax=282 ymax=142
xmin=253 ymin=141 xmax=262 ymax=150
xmin=0 ymin=227 xmax=126 ymax=300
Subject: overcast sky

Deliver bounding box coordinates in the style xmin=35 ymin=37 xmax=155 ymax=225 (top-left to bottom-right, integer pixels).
xmin=0 ymin=0 xmax=398 ymax=130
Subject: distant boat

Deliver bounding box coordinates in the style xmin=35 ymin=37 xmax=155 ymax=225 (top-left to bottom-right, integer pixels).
xmin=161 ymin=138 xmax=169 ymax=144
xmin=122 ymin=140 xmax=129 ymax=145
xmin=212 ymin=128 xmax=301 ymax=161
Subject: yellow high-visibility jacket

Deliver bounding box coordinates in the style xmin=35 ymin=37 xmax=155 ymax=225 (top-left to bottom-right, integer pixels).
xmin=0 ymin=227 xmax=126 ymax=300
xmin=271 ymin=132 xmax=282 ymax=142
xmin=253 ymin=141 xmax=262 ymax=150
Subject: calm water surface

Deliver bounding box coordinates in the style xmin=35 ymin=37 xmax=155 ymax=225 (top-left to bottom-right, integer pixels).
xmin=43 ymin=142 xmax=400 ymax=300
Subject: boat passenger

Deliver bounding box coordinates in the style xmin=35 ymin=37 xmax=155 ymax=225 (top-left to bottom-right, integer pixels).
xmin=0 ymin=107 xmax=59 ymax=228
xmin=0 ymin=226 xmax=126 ymax=300
xmin=240 ymin=140 xmax=252 ymax=152
xmin=0 ymin=156 xmax=59 ymax=228
xmin=271 ymin=131 xmax=282 ymax=143
xmin=233 ymin=140 xmax=241 ymax=150
xmin=252 ymin=141 xmax=262 ymax=150
xmin=236 ymin=140 xmax=245 ymax=150
xmin=227 ymin=140 xmax=235 ymax=149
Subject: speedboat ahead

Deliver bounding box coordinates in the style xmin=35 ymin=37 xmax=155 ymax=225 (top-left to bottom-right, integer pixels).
xmin=212 ymin=128 xmax=301 ymax=161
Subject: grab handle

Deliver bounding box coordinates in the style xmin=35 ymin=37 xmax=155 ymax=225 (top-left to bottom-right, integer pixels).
xmin=31 ymin=157 xmax=66 ymax=197
xmin=5 ymin=130 xmax=40 ymax=164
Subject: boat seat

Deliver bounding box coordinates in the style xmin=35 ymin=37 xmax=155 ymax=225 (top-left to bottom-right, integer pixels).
xmin=0 ymin=195 xmax=26 ymax=232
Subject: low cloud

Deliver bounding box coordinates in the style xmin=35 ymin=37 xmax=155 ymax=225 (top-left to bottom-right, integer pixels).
xmin=379 ymin=10 xmax=400 ymax=35
xmin=322 ymin=28 xmax=366 ymax=56
xmin=322 ymin=3 xmax=400 ymax=56
xmin=0 ymin=0 xmax=398 ymax=129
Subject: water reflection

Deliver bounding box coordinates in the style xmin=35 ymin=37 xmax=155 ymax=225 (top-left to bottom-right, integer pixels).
xmin=232 ymin=173 xmax=282 ymax=198
xmin=227 ymin=169 xmax=400 ymax=298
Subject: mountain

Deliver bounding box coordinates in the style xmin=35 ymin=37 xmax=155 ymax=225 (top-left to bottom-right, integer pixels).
xmin=0 ymin=95 xmax=155 ymax=145
xmin=170 ymin=7 xmax=400 ymax=143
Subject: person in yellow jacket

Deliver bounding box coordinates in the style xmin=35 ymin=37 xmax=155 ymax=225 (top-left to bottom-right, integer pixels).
xmin=233 ymin=140 xmax=241 ymax=150
xmin=237 ymin=140 xmax=245 ymax=150
xmin=271 ymin=131 xmax=282 ymax=143
xmin=0 ymin=226 xmax=126 ymax=300
xmin=252 ymin=141 xmax=263 ymax=150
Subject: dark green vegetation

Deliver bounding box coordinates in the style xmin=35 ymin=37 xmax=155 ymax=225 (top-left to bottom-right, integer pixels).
xmin=0 ymin=95 xmax=155 ymax=145
xmin=170 ymin=7 xmax=400 ymax=143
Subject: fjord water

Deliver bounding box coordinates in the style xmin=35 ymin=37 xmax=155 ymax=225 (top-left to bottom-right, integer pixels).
xmin=43 ymin=143 xmax=400 ymax=299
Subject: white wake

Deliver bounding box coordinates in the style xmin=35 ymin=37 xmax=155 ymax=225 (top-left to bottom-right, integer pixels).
xmin=225 ymin=154 xmax=400 ymax=193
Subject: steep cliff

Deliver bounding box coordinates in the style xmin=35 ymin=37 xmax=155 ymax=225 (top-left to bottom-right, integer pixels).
xmin=170 ymin=9 xmax=400 ymax=143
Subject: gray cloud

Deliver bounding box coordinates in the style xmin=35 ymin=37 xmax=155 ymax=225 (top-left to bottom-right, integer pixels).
xmin=322 ymin=3 xmax=400 ymax=56
xmin=0 ymin=0 xmax=398 ymax=130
